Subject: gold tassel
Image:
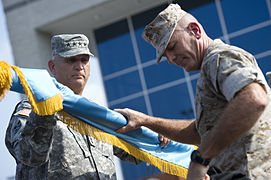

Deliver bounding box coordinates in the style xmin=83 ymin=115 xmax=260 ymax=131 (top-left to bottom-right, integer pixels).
xmin=11 ymin=65 xmax=63 ymax=116
xmin=0 ymin=61 xmax=13 ymax=100
xmin=59 ymin=111 xmax=189 ymax=178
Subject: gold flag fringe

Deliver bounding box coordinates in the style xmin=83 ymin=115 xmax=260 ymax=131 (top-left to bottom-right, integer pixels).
xmin=58 ymin=111 xmax=189 ymax=178
xmin=0 ymin=61 xmax=63 ymax=116
xmin=0 ymin=61 xmax=13 ymax=100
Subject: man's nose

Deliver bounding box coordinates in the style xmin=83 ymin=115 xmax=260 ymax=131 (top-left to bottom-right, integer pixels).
xmin=74 ymin=60 xmax=84 ymax=70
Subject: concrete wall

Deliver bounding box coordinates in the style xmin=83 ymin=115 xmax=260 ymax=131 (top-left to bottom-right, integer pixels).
xmin=2 ymin=0 xmax=113 ymax=70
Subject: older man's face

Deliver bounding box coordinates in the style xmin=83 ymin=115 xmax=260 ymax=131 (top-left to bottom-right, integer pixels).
xmin=163 ymin=24 xmax=202 ymax=72
xmin=49 ymin=54 xmax=90 ymax=95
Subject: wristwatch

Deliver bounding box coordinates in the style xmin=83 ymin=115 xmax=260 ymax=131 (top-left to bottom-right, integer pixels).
xmin=190 ymin=150 xmax=211 ymax=166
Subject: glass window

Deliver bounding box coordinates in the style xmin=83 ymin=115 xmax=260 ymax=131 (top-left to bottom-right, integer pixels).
xmin=120 ymin=162 xmax=161 ymax=180
xmin=190 ymin=2 xmax=223 ymax=39
xmin=143 ymin=61 xmax=185 ymax=89
xmin=95 ymin=20 xmax=137 ymax=76
xmin=134 ymin=27 xmax=156 ymax=63
xmin=150 ymin=84 xmax=195 ymax=119
xmin=104 ymin=70 xmax=142 ymax=102
xmin=109 ymin=96 xmax=147 ymax=114
xmin=230 ymin=25 xmax=271 ymax=55
xmin=132 ymin=4 xmax=169 ymax=63
xmin=221 ymin=0 xmax=269 ymax=33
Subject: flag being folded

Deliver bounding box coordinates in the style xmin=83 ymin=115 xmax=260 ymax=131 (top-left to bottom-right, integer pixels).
xmin=0 ymin=60 xmax=196 ymax=178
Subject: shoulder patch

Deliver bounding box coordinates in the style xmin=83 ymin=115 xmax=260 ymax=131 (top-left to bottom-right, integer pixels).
xmin=15 ymin=109 xmax=31 ymax=117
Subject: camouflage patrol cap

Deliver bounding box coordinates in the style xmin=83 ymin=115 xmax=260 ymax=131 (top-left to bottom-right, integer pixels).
xmin=142 ymin=4 xmax=186 ymax=64
xmin=51 ymin=34 xmax=93 ymax=58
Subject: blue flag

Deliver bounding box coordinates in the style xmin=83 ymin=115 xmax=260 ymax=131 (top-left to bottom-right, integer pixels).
xmin=0 ymin=61 xmax=196 ymax=178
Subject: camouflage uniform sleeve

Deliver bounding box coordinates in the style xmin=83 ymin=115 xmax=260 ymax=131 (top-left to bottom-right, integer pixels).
xmin=113 ymin=146 xmax=141 ymax=164
xmin=205 ymin=48 xmax=267 ymax=102
xmin=5 ymin=99 xmax=57 ymax=166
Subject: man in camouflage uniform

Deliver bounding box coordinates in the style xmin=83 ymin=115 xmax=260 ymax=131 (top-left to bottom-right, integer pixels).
xmin=115 ymin=4 xmax=271 ymax=180
xmin=5 ymin=34 xmax=141 ymax=180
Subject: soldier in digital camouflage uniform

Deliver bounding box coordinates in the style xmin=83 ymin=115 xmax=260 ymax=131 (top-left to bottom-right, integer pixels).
xmin=115 ymin=4 xmax=271 ymax=180
xmin=5 ymin=34 xmax=142 ymax=180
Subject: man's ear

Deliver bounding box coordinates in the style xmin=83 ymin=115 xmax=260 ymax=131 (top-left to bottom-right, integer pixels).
xmin=48 ymin=60 xmax=56 ymax=76
xmin=188 ymin=22 xmax=201 ymax=39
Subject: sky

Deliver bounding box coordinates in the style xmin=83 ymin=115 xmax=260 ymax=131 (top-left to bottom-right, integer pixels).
xmin=0 ymin=1 xmax=124 ymax=180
